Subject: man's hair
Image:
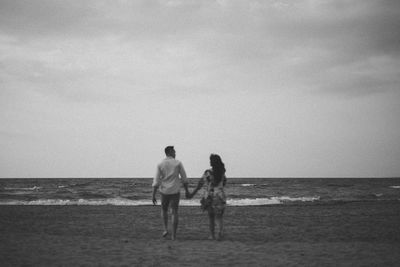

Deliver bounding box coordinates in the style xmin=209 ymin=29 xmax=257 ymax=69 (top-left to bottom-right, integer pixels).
xmin=164 ymin=146 xmax=174 ymax=155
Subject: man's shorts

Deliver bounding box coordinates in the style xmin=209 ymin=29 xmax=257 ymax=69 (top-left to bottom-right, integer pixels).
xmin=160 ymin=192 xmax=180 ymax=211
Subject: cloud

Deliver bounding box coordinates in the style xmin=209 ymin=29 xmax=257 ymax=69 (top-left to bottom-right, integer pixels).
xmin=1 ymin=1 xmax=400 ymax=177
xmin=0 ymin=0 xmax=103 ymax=38
xmin=2 ymin=1 xmax=399 ymax=105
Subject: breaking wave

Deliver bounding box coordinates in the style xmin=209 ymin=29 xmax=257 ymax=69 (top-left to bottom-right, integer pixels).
xmin=4 ymin=186 xmax=42 ymax=191
xmin=0 ymin=196 xmax=320 ymax=206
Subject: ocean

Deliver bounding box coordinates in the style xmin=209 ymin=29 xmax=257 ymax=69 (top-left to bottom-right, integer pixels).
xmin=1 ymin=178 xmax=399 ymax=206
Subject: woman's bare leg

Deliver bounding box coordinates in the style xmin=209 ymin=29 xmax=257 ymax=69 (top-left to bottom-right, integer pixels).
xmin=215 ymin=213 xmax=224 ymax=241
xmin=208 ymin=210 xmax=215 ymax=239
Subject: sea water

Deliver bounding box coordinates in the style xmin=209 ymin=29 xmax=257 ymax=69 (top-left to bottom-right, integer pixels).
xmin=0 ymin=178 xmax=399 ymax=206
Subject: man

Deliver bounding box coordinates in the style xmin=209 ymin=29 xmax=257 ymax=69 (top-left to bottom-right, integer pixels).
xmin=152 ymin=146 xmax=189 ymax=240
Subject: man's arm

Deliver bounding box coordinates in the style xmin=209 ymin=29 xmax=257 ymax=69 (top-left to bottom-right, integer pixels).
xmin=179 ymin=162 xmax=190 ymax=198
xmin=152 ymin=185 xmax=158 ymax=205
xmin=189 ymin=174 xmax=205 ymax=198
xmin=152 ymin=165 xmax=161 ymax=205
xmin=183 ymin=182 xmax=190 ymax=199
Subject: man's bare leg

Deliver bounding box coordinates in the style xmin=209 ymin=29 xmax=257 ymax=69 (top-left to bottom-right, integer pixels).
xmin=171 ymin=207 xmax=178 ymax=240
xmin=161 ymin=208 xmax=169 ymax=237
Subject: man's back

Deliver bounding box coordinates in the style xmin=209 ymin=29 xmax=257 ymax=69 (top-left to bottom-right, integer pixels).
xmin=154 ymin=157 xmax=187 ymax=195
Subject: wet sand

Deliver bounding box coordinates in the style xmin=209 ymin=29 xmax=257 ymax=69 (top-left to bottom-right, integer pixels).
xmin=1 ymin=201 xmax=400 ymax=266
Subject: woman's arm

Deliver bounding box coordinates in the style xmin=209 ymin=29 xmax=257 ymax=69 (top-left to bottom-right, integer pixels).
xmin=190 ymin=169 xmax=212 ymax=198
xmin=223 ymin=174 xmax=227 ymax=186
xmin=189 ymin=179 xmax=204 ymax=198
xmin=188 ymin=170 xmax=209 ymax=199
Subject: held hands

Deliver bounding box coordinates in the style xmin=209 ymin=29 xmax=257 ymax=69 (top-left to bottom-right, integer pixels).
xmin=185 ymin=181 xmax=203 ymax=199
xmin=185 ymin=190 xmax=193 ymax=199
xmin=185 ymin=188 xmax=199 ymax=199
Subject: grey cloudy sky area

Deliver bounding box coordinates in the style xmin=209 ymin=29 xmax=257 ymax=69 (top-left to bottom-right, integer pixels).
xmin=1 ymin=0 xmax=400 ymax=178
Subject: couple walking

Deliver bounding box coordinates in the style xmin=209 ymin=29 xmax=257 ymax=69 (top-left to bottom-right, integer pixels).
xmin=152 ymin=146 xmax=227 ymax=241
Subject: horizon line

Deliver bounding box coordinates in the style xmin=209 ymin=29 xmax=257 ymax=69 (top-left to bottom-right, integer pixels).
xmin=1 ymin=176 xmax=399 ymax=179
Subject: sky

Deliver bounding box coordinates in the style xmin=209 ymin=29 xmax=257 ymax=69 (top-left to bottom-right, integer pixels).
xmin=1 ymin=0 xmax=400 ymax=178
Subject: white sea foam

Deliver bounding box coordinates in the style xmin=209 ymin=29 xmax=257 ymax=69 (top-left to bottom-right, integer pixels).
xmin=1 ymin=199 xmax=73 ymax=205
xmin=4 ymin=186 xmax=41 ymax=191
xmin=227 ymin=196 xmax=320 ymax=206
xmin=227 ymin=198 xmax=281 ymax=206
xmin=0 ymin=198 xmax=154 ymax=206
xmin=390 ymin=186 xmax=400 ymax=189
xmin=0 ymin=196 xmax=320 ymax=206
xmin=241 ymin=184 xmax=256 ymax=187
xmin=272 ymin=196 xmax=321 ymax=202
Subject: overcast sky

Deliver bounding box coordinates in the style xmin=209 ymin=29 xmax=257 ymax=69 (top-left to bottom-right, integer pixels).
xmin=1 ymin=0 xmax=399 ymax=178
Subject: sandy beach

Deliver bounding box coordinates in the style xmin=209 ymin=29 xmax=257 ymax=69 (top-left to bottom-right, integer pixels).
xmin=1 ymin=201 xmax=400 ymax=266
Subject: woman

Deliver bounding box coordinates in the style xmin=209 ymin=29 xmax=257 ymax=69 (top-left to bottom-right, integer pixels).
xmin=189 ymin=154 xmax=227 ymax=240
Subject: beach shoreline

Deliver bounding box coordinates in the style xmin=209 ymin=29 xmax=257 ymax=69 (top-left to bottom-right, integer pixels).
xmin=1 ymin=201 xmax=400 ymax=266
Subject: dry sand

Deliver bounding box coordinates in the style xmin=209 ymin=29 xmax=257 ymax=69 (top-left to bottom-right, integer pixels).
xmin=1 ymin=201 xmax=400 ymax=266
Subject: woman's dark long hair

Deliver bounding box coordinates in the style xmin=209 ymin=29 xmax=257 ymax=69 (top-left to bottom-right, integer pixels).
xmin=210 ymin=154 xmax=226 ymax=186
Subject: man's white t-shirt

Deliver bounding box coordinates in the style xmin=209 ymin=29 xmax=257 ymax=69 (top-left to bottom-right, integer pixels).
xmin=152 ymin=156 xmax=188 ymax=195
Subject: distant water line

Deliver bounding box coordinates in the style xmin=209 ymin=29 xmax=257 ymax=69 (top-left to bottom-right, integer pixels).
xmin=1 ymin=178 xmax=400 ymax=206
